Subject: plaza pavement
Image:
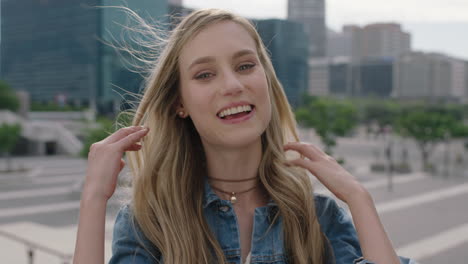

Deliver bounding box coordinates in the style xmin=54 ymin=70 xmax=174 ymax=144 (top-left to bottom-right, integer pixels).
xmin=0 ymin=131 xmax=467 ymax=263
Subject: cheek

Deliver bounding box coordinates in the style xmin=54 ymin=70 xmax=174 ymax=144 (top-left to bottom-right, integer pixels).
xmin=181 ymin=83 xmax=210 ymax=111
xmin=183 ymin=90 xmax=214 ymax=125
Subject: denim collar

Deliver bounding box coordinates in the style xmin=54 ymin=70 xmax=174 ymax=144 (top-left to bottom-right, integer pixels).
xmin=203 ymin=177 xmax=220 ymax=208
xmin=202 ymin=177 xmax=278 ymax=209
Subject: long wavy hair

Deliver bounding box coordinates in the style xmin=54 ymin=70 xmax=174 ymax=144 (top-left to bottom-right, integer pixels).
xmin=123 ymin=8 xmax=326 ymax=264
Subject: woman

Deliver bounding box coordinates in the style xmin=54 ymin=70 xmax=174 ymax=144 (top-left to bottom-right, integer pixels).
xmin=74 ymin=8 xmax=415 ymax=264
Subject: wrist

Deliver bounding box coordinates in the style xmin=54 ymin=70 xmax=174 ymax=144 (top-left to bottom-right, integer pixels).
xmin=345 ymin=186 xmax=373 ymax=208
xmin=81 ymin=188 xmax=109 ymax=206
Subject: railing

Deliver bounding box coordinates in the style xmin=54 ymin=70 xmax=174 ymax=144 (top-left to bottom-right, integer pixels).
xmin=0 ymin=229 xmax=73 ymax=264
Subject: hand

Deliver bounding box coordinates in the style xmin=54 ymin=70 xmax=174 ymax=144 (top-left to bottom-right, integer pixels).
xmin=83 ymin=126 xmax=149 ymax=202
xmin=284 ymin=142 xmax=367 ymax=204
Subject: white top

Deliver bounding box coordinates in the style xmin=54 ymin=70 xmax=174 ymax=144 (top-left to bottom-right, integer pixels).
xmin=244 ymin=251 xmax=251 ymax=264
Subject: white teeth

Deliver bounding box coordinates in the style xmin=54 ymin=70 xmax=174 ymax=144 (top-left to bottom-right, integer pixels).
xmin=218 ymin=105 xmax=252 ymax=118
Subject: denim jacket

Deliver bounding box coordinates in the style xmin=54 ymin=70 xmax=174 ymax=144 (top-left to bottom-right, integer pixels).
xmin=109 ymin=180 xmax=416 ymax=264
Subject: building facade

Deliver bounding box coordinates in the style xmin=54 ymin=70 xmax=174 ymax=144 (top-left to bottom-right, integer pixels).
xmin=358 ymin=58 xmax=394 ymax=97
xmin=393 ymin=52 xmax=467 ymax=102
xmin=308 ymin=58 xmax=330 ymax=96
xmin=1 ymin=0 xmax=168 ymax=113
xmin=362 ymin=23 xmax=411 ymax=59
xmin=328 ymin=57 xmax=352 ymax=96
xmin=288 ymin=0 xmax=326 ymax=58
xmin=254 ymin=19 xmax=309 ymax=107
xmin=327 ymin=23 xmax=411 ymax=62
xmin=310 ymin=57 xmax=394 ymax=98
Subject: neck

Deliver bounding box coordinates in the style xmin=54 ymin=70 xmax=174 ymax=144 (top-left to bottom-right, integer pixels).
xmin=203 ymin=138 xmax=267 ymax=205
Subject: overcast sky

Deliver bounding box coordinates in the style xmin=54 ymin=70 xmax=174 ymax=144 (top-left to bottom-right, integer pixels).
xmin=183 ymin=0 xmax=468 ymax=60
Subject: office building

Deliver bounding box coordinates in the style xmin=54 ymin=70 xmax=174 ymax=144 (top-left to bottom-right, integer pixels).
xmin=312 ymin=57 xmax=393 ymax=98
xmin=308 ymin=58 xmax=330 ymax=96
xmin=393 ymin=52 xmax=467 ymax=102
xmin=288 ymin=0 xmax=326 ymax=58
xmin=1 ymin=0 xmax=168 ymax=113
xmin=328 ymin=23 xmax=411 ymax=61
xmin=358 ymin=58 xmax=393 ymax=97
xmin=363 ymin=23 xmax=411 ymax=59
xmin=255 ymin=19 xmax=309 ymax=107
xmin=328 ymin=57 xmax=352 ymax=95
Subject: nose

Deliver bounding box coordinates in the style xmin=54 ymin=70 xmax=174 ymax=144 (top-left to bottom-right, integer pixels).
xmin=220 ymin=69 xmax=243 ymax=96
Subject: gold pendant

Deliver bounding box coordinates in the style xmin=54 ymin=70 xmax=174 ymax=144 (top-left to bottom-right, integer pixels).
xmin=230 ymin=192 xmax=237 ymax=204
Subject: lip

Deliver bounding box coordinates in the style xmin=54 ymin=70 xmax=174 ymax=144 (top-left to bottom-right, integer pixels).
xmin=218 ymin=106 xmax=255 ymax=124
xmin=216 ymin=101 xmax=254 ymax=116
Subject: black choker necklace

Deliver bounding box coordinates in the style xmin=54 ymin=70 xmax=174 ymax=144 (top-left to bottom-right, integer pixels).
xmin=207 ymin=175 xmax=258 ymax=182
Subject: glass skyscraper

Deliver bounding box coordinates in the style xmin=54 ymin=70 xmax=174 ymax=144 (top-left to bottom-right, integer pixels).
xmin=1 ymin=0 xmax=168 ymax=113
xmin=254 ymin=19 xmax=309 ymax=107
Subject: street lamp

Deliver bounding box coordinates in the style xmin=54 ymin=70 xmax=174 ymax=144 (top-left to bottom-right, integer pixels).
xmin=384 ymin=125 xmax=394 ymax=192
xmin=443 ymin=131 xmax=451 ymax=178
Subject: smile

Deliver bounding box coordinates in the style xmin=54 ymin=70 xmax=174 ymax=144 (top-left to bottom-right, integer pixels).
xmin=216 ymin=103 xmax=256 ymax=124
xmin=217 ymin=104 xmax=253 ymax=119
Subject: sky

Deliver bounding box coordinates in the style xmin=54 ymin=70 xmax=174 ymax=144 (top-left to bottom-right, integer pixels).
xmin=183 ymin=0 xmax=468 ymax=60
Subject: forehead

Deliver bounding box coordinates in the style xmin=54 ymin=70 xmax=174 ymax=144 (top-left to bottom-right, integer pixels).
xmin=179 ymin=21 xmax=258 ymax=67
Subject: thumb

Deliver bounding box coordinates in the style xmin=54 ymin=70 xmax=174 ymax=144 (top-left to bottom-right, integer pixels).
xmin=119 ymin=159 xmax=126 ymax=171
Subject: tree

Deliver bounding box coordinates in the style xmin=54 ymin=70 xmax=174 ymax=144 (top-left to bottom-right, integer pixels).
xmin=395 ymin=106 xmax=463 ymax=172
xmin=295 ymin=97 xmax=358 ymax=156
xmin=360 ymin=100 xmax=400 ymax=138
xmin=0 ymin=80 xmax=20 ymax=112
xmin=0 ymin=123 xmax=22 ymax=171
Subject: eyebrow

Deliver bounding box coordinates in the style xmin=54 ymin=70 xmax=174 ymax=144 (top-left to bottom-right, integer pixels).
xmin=187 ymin=49 xmax=256 ymax=71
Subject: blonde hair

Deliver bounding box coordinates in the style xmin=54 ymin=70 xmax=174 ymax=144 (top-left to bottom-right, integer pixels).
xmin=123 ymin=8 xmax=326 ymax=264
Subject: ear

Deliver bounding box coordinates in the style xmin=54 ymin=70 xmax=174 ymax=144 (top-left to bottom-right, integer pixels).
xmin=175 ymin=100 xmax=188 ymax=118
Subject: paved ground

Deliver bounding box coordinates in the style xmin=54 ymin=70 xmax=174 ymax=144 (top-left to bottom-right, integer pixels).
xmin=0 ymin=131 xmax=467 ymax=263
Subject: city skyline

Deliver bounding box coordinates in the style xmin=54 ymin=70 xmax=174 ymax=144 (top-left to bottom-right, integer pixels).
xmin=183 ymin=0 xmax=468 ymax=60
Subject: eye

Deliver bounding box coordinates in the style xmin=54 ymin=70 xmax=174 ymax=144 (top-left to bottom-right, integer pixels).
xmin=195 ymin=72 xmax=214 ymax=80
xmin=238 ymin=63 xmax=255 ymax=72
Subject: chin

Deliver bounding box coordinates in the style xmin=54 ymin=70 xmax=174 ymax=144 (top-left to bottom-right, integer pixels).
xmin=215 ymin=128 xmax=264 ymax=149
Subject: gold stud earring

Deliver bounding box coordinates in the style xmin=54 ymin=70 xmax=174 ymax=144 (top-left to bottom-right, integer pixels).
xmin=178 ymin=111 xmax=184 ymax=117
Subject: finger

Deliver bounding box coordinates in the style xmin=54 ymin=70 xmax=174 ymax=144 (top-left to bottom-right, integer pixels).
xmin=309 ymin=144 xmax=327 ymax=156
xmin=124 ymin=143 xmax=142 ymax=152
xmin=102 ymin=126 xmax=146 ymax=145
xmin=288 ymin=158 xmax=318 ymax=175
xmin=287 ymin=142 xmax=326 ymax=157
xmin=114 ymin=128 xmax=149 ymax=151
xmin=284 ymin=142 xmax=322 ymax=161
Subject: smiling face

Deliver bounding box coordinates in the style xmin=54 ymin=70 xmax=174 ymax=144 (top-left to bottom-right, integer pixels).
xmin=178 ymin=21 xmax=272 ymax=150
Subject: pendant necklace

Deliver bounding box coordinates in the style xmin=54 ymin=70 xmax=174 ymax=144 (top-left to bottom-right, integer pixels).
xmin=210 ymin=184 xmax=258 ymax=204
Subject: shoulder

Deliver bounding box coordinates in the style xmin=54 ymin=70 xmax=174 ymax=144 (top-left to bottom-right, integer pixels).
xmin=113 ymin=204 xmax=139 ymax=240
xmin=313 ymin=194 xmax=364 ymax=262
xmin=312 ymin=194 xmax=418 ymax=264
xmin=110 ymin=204 xmax=161 ymax=263
xmin=114 ymin=204 xmax=132 ymax=229
xmin=112 ymin=204 xmax=140 ymax=247
xmin=313 ymin=193 xmax=353 ymax=233
xmin=112 ymin=204 xmax=149 ymax=244
xmin=314 ymin=194 xmax=344 ymax=220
